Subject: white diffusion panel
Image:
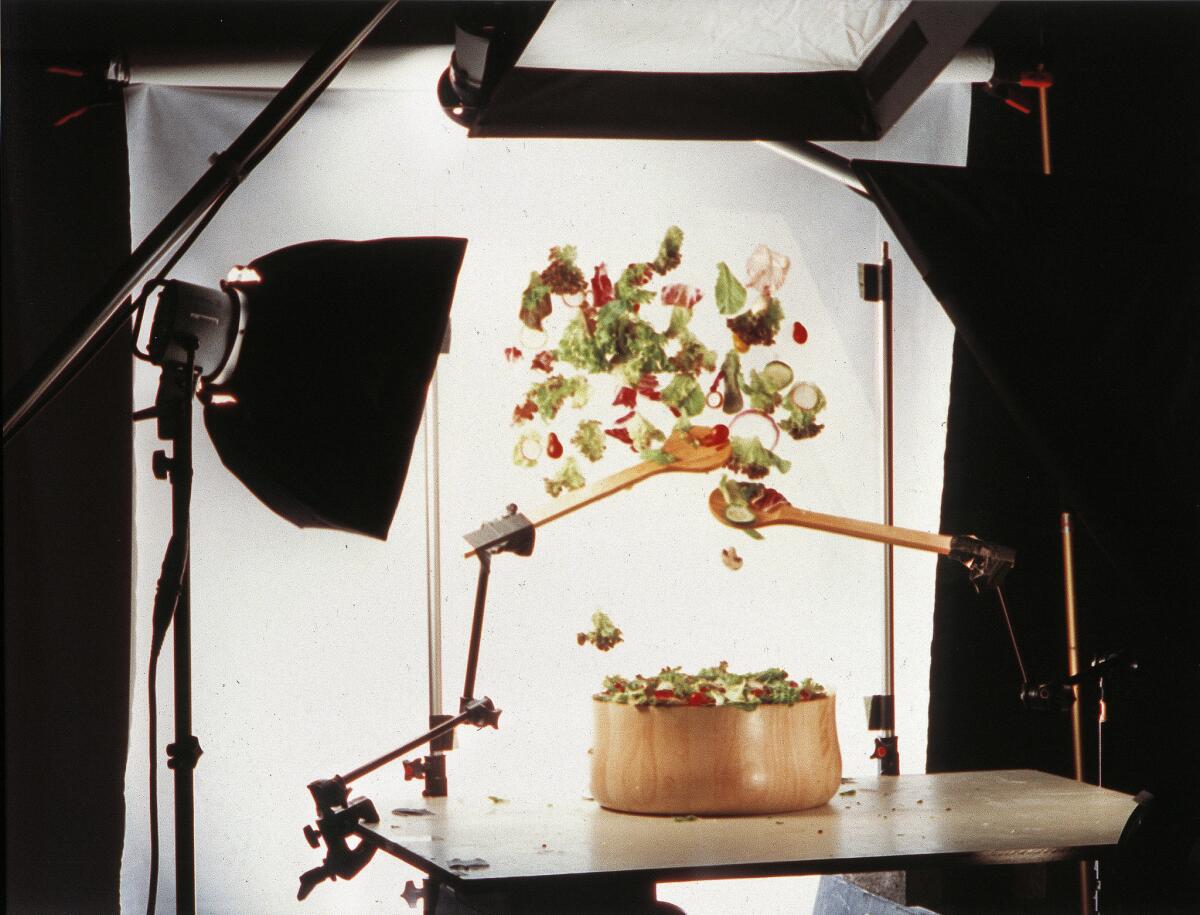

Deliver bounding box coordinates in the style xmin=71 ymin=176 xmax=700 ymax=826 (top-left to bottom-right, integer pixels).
xmin=123 ymin=47 xmax=965 ymax=915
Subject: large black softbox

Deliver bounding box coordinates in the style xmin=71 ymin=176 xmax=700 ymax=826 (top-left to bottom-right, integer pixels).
xmin=203 ymin=237 xmax=467 ymax=540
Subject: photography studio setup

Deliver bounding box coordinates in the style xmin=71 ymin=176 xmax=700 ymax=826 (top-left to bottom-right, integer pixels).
xmin=4 ymin=2 xmax=1199 ymax=914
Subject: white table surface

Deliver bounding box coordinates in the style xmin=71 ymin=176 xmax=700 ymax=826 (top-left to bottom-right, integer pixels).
xmin=357 ymin=769 xmax=1135 ymax=887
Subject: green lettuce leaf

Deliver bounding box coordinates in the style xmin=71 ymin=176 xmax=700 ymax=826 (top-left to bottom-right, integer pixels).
xmin=544 ymin=456 xmax=586 ymax=497
xmin=727 ymin=435 xmax=791 ymax=479
xmin=571 ymin=419 xmax=606 ymax=462
xmin=627 ymin=413 xmax=666 ymax=453
xmin=526 ymin=374 xmax=590 ymax=422
xmin=727 ymin=296 xmax=784 ymax=347
xmin=661 ymin=373 xmax=706 ymax=417
xmin=556 ymin=314 xmax=608 ymax=373
xmin=639 ymin=448 xmax=677 ymax=465
xmin=652 ymin=226 xmax=684 ymax=275
xmin=520 ymin=271 xmax=553 ymax=330
xmin=715 ymin=262 xmax=747 ymax=315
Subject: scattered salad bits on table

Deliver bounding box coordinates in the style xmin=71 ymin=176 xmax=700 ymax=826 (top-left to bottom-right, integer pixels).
xmin=720 ymin=547 xmax=744 ymax=571
xmin=577 ymin=611 xmax=623 ymax=652
xmin=507 ymin=229 xmax=827 ymax=493
xmin=596 ymin=662 xmax=827 ymax=708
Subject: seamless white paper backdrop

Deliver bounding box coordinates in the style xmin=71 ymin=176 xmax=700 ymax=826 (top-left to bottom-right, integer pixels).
xmin=122 ymin=46 xmax=966 ymax=915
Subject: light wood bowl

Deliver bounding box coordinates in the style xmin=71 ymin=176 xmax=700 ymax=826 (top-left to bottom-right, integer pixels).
xmin=590 ymin=695 xmax=841 ymax=816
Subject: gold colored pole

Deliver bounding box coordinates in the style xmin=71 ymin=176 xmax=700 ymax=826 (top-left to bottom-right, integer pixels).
xmin=1061 ymin=512 xmax=1091 ymax=915
xmin=1062 ymin=512 xmax=1084 ymax=780
xmin=1038 ymin=84 xmax=1052 ymax=176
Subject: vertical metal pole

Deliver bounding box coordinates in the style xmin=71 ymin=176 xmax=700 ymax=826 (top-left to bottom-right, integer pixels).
xmin=423 ymin=374 xmax=445 ymax=720
xmin=1061 ymin=513 xmax=1084 ymax=780
xmin=880 ymin=243 xmax=896 ymax=742
xmin=169 ymin=356 xmax=198 ymax=915
xmin=1038 ymin=85 xmax=1052 ymax=176
xmin=1061 ymin=512 xmax=1091 ymax=914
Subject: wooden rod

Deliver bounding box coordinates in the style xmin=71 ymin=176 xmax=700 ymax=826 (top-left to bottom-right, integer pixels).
xmin=774 ymin=506 xmax=953 ymax=555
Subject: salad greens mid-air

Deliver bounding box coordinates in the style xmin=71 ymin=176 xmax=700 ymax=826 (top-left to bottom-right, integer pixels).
xmin=508 ymin=228 xmax=826 ymax=495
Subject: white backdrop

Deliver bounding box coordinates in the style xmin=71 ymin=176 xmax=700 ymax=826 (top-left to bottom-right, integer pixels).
xmin=122 ymin=47 xmax=968 ymax=914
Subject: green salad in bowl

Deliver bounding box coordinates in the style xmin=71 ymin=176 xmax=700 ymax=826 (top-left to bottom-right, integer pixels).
xmin=595 ymin=661 xmax=826 ymax=708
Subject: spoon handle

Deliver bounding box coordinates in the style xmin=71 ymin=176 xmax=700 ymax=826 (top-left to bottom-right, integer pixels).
xmin=773 ymin=505 xmax=953 ymax=555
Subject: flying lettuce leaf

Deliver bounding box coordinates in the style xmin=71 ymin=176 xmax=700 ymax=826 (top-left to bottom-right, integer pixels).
xmin=715 ymin=262 xmax=747 ymax=315
xmin=571 ymin=419 xmax=606 ymax=461
xmin=544 ymin=456 xmax=586 ymax=497
xmin=661 ymin=373 xmax=705 ymax=417
xmin=727 ymin=436 xmax=791 ymax=479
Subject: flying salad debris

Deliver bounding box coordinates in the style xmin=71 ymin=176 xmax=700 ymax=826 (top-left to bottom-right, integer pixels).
xmin=506 ymin=230 xmax=826 ymax=495
xmin=577 ymin=611 xmax=623 ymax=652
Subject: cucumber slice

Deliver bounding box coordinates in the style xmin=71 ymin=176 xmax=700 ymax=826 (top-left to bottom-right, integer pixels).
xmin=724 ymin=504 xmax=757 ymax=525
xmin=762 ymin=360 xmax=793 ymax=390
xmin=788 ymin=381 xmax=824 ymax=412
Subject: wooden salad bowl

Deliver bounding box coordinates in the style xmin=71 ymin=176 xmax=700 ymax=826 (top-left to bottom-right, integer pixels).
xmin=590 ymin=695 xmax=841 ymax=816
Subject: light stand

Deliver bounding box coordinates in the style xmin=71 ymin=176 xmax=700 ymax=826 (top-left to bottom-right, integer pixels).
xmin=144 ymin=340 xmax=202 ymax=914
xmin=860 ymin=242 xmax=899 ymax=775
xmin=298 ymin=507 xmax=533 ymax=900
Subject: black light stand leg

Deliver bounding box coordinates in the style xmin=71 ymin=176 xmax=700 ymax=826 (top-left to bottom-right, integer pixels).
xmin=461 ymin=550 xmax=492 ymax=706
xmin=152 ymin=348 xmax=202 ymax=914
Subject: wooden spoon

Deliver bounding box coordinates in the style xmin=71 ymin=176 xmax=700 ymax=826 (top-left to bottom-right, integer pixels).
xmin=463 ymin=426 xmax=732 ymax=557
xmin=708 ymin=487 xmax=952 ymax=555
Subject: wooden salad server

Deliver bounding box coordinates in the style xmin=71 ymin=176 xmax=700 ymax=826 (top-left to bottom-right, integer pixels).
xmin=463 ymin=426 xmax=732 ymax=558
xmin=708 ymin=487 xmax=1015 ymax=587
xmin=708 ymin=487 xmax=952 ymax=554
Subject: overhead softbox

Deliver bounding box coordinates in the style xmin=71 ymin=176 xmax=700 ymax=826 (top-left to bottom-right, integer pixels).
xmin=853 ymin=160 xmax=1200 ymax=615
xmin=467 ymin=0 xmax=994 ymax=140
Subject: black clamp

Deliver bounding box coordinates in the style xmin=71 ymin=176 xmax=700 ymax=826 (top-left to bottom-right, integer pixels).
xmin=297 ymin=776 xmax=380 ymax=901
xmin=166 ymin=735 xmax=203 ymax=770
xmin=464 ymin=504 xmax=535 ymax=557
xmin=949 ymin=535 xmax=1016 ymax=591
xmin=461 ymin=695 xmax=502 ymax=729
xmin=871 ymin=736 xmax=900 ymax=775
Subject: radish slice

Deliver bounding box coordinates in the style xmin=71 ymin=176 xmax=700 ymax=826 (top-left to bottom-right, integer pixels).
xmin=519 ymin=433 xmax=542 ymax=462
xmin=706 ymin=390 xmax=724 ymax=410
xmin=729 ymin=409 xmax=780 ymax=451
xmin=560 ymin=290 xmax=585 ymax=309
xmin=789 ymin=382 xmax=822 ymax=412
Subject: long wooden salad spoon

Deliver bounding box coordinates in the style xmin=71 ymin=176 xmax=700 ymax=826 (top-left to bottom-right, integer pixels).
xmin=464 ymin=426 xmax=732 ymax=558
xmin=708 ymin=486 xmax=952 ymax=554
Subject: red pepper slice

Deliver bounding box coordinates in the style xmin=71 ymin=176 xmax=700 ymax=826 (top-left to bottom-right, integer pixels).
xmin=687 ymin=691 xmax=713 ymax=706
xmin=613 ymin=410 xmax=636 ymax=425
xmin=792 ymin=321 xmax=809 ymax=345
xmin=653 ymin=689 xmax=676 ymax=700
xmin=612 ymin=386 xmax=638 ymax=408
xmin=546 ymin=432 xmax=563 ymax=459
xmin=636 ymin=374 xmax=661 ymax=400
xmin=504 ymin=346 xmax=523 ymax=362
xmin=512 ymin=399 xmax=537 ymax=423
xmin=605 ymin=427 xmax=635 ymax=447
xmin=531 ymin=351 xmax=556 ymax=373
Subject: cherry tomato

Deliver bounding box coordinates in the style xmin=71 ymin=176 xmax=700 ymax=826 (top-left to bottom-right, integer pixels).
xmin=546 ymin=432 xmax=563 ymax=459
xmin=700 ymin=424 xmax=729 ymax=446
xmin=792 ymin=322 xmax=809 ymax=344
